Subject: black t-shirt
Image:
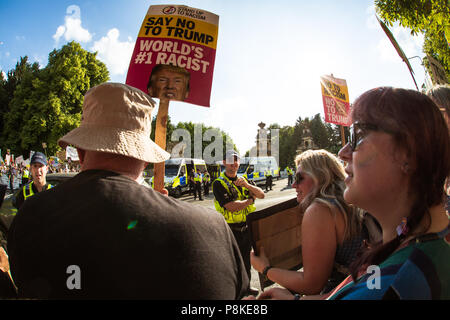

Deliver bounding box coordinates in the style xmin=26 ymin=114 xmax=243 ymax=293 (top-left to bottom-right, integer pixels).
xmin=213 ymin=174 xmax=255 ymax=208
xmin=8 ymin=169 xmax=248 ymax=299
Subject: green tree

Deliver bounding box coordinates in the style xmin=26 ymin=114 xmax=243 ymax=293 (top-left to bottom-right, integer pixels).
xmin=325 ymin=123 xmax=349 ymax=155
xmin=166 ymin=121 xmax=236 ymax=161
xmin=273 ymin=115 xmax=347 ymax=168
xmin=150 ymin=115 xmax=176 ymax=146
xmin=292 ymin=116 xmax=305 ymax=151
xmin=2 ymin=57 xmax=41 ymax=156
xmin=375 ymin=0 xmax=450 ymax=83
xmin=0 ymin=72 xmax=9 ymax=143
xmin=2 ymin=42 xmax=109 ymax=157
xmin=310 ymin=114 xmax=329 ymax=149
xmin=277 ymin=125 xmax=296 ymax=169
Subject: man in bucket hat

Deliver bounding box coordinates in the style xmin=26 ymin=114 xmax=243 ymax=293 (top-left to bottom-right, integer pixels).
xmin=13 ymin=151 xmax=53 ymax=210
xmin=7 ymin=83 xmax=248 ymax=299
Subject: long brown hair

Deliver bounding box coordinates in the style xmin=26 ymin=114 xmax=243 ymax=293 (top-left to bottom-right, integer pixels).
xmin=349 ymin=87 xmax=450 ymax=280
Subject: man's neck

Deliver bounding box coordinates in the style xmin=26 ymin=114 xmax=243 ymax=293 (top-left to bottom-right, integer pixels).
xmin=80 ymin=151 xmax=147 ymax=183
xmin=224 ymin=171 xmax=237 ymax=179
xmin=33 ymin=180 xmax=46 ymax=192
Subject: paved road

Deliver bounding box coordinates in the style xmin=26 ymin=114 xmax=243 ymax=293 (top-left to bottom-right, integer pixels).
xmin=180 ymin=177 xmax=297 ymax=293
xmin=182 ymin=177 xmax=297 ymax=210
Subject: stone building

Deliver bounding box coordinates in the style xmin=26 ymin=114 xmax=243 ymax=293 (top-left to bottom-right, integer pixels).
xmin=296 ymin=127 xmax=318 ymax=154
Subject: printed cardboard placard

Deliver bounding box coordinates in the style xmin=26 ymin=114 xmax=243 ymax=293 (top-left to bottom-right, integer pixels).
xmin=320 ymin=75 xmax=351 ymax=127
xmin=126 ymin=5 xmax=219 ymax=107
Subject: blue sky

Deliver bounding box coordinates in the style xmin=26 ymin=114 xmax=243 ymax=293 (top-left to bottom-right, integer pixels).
xmin=0 ymin=0 xmax=428 ymax=154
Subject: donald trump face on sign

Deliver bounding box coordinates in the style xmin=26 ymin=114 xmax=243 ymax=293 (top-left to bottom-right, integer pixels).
xmin=147 ymin=64 xmax=190 ymax=101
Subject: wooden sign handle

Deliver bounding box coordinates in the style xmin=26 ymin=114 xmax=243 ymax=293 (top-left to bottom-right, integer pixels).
xmin=340 ymin=125 xmax=346 ymax=147
xmin=153 ymin=99 xmax=170 ymax=192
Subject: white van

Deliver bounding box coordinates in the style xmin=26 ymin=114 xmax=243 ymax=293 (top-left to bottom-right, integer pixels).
xmin=236 ymin=156 xmax=279 ymax=185
xmin=151 ymin=158 xmax=207 ymax=197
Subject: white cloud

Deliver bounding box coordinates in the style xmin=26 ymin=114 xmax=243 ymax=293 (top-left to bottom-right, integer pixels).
xmin=377 ymin=25 xmax=424 ymax=63
xmin=366 ymin=5 xmax=378 ymax=30
xmin=53 ymin=26 xmax=66 ymax=42
xmin=91 ymin=28 xmax=134 ymax=76
xmin=53 ymin=5 xmax=92 ymax=45
xmin=366 ymin=4 xmax=424 ymax=64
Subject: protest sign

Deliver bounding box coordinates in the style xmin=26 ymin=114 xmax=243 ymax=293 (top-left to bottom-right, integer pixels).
xmin=126 ymin=4 xmax=219 ymax=192
xmin=320 ymin=75 xmax=351 ymax=127
xmin=15 ymin=155 xmax=25 ymax=166
xmin=126 ymin=4 xmax=219 ymax=107
xmin=66 ymin=146 xmax=79 ymax=161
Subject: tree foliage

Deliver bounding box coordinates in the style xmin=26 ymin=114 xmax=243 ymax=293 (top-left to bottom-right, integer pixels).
xmin=266 ymin=114 xmax=346 ymax=169
xmin=1 ymin=42 xmax=109 ymax=157
xmin=173 ymin=121 xmax=237 ymax=160
xmin=150 ymin=116 xmax=236 ymax=162
xmin=375 ymin=0 xmax=450 ymax=83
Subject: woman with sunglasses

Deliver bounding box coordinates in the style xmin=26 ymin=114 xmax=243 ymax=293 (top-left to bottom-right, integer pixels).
xmin=255 ymin=87 xmax=450 ymax=300
xmin=250 ymin=149 xmax=375 ymax=296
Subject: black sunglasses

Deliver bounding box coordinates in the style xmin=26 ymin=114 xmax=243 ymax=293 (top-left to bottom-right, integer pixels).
xmin=294 ymin=172 xmax=304 ymax=184
xmin=349 ymin=122 xmax=379 ymax=151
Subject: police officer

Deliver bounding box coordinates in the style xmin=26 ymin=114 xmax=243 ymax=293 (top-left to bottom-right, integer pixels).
xmin=212 ymin=150 xmax=265 ymax=296
xmin=202 ymin=170 xmax=210 ymax=196
xmin=188 ymin=168 xmax=195 ymax=196
xmin=13 ymin=152 xmax=53 ymax=209
xmin=21 ymin=167 xmax=30 ymax=187
xmin=193 ymin=168 xmax=203 ymax=201
xmin=265 ymin=168 xmax=273 ymax=192
xmin=286 ymin=166 xmax=294 ymax=186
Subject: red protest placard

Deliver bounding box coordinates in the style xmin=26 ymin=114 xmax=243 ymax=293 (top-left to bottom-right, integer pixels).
xmin=320 ymin=75 xmax=351 ymax=127
xmin=126 ymin=5 xmax=219 ymax=107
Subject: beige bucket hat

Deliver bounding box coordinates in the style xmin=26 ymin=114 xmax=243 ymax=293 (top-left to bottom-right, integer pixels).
xmin=58 ymin=82 xmax=170 ymax=163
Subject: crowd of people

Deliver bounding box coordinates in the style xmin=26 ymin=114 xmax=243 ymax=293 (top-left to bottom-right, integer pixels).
xmin=0 ymin=159 xmax=80 ymax=193
xmin=0 ymin=82 xmax=449 ymax=301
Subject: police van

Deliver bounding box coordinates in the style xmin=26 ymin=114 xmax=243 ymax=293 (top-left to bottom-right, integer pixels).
xmin=237 ymin=156 xmax=279 ymax=185
xmin=151 ymin=158 xmax=208 ymax=198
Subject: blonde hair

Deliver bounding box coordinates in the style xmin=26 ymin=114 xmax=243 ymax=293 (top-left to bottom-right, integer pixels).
xmin=294 ymin=149 xmax=363 ymax=241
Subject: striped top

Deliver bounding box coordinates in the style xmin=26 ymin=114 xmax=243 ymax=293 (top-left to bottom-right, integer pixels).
xmin=327 ymin=224 xmax=450 ymax=300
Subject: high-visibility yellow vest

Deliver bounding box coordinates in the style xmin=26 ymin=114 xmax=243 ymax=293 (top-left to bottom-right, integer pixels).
xmin=194 ymin=172 xmax=202 ymax=183
xmin=22 ymin=170 xmax=29 ymax=179
xmin=150 ymin=176 xmax=154 ymax=189
xmin=213 ymin=173 xmax=256 ymax=223
xmin=23 ymin=181 xmax=53 ymax=201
